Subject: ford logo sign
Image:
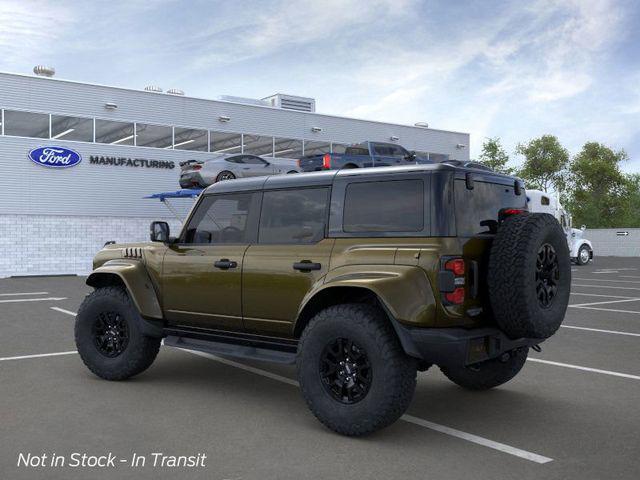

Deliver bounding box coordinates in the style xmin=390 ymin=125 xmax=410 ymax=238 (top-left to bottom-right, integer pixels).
xmin=28 ymin=146 xmax=82 ymax=168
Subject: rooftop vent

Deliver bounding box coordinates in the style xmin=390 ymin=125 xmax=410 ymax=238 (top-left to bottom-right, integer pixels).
xmin=33 ymin=65 xmax=55 ymax=77
xmin=262 ymin=94 xmax=316 ymax=112
xmin=414 ymin=122 xmax=429 ymax=128
xmin=144 ymin=85 xmax=163 ymax=93
xmin=167 ymin=88 xmax=185 ymax=96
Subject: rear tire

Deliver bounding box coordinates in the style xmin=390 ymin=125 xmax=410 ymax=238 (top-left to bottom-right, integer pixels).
xmin=488 ymin=213 xmax=571 ymax=339
xmin=441 ymin=348 xmax=528 ymax=390
xmin=216 ymin=171 xmax=236 ymax=182
xmin=297 ymin=304 xmax=416 ymax=436
xmin=75 ymin=286 xmax=161 ymax=381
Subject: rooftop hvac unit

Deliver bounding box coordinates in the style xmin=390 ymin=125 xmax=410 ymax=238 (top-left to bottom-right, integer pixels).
xmin=33 ymin=65 xmax=55 ymax=77
xmin=262 ymin=94 xmax=316 ymax=112
xmin=144 ymin=85 xmax=163 ymax=93
xmin=167 ymin=88 xmax=185 ymax=96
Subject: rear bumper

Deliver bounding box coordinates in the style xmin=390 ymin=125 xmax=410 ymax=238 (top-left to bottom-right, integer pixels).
xmin=179 ymin=172 xmax=205 ymax=188
xmin=394 ymin=323 xmax=543 ymax=367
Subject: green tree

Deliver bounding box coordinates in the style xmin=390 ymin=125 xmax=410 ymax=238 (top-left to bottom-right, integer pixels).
xmin=566 ymin=142 xmax=636 ymax=228
xmin=516 ymin=135 xmax=569 ymax=192
xmin=478 ymin=137 xmax=514 ymax=174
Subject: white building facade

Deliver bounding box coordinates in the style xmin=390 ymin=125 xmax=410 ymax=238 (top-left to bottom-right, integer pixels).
xmin=0 ymin=71 xmax=470 ymax=277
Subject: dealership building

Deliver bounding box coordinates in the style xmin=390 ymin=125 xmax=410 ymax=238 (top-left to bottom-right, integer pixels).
xmin=0 ymin=69 xmax=470 ymax=277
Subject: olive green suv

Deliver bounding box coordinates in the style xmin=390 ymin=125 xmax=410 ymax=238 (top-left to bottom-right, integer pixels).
xmin=75 ymin=164 xmax=571 ymax=436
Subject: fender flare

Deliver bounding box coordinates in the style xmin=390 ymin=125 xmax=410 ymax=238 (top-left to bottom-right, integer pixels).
xmin=294 ymin=265 xmax=437 ymax=356
xmin=86 ymin=260 xmax=164 ymax=336
xmin=572 ymin=240 xmax=593 ymax=258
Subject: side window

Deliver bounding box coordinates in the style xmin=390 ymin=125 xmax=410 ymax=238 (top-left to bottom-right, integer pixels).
xmin=343 ymin=180 xmax=424 ymax=233
xmin=373 ymin=145 xmax=392 ymax=156
xmin=243 ymin=155 xmax=267 ymax=165
xmin=389 ymin=145 xmax=409 ymax=158
xmin=183 ymin=193 xmax=257 ymax=244
xmin=225 ymin=156 xmax=243 ymax=164
xmin=259 ymin=188 xmax=329 ymax=244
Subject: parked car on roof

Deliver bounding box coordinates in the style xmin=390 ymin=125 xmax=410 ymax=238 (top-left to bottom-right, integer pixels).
xmin=297 ymin=141 xmax=431 ymax=172
xmin=179 ymin=154 xmax=299 ymax=188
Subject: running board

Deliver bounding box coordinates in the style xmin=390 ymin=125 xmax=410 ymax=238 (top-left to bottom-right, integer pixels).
xmin=164 ymin=335 xmax=297 ymax=364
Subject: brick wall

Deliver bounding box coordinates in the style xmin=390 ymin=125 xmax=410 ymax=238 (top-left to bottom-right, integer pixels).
xmin=0 ymin=215 xmax=182 ymax=278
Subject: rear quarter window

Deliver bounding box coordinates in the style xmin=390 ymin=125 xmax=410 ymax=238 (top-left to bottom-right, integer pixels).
xmin=343 ymin=180 xmax=424 ymax=233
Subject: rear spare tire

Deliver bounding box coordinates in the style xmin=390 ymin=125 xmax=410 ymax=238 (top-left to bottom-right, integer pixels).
xmin=488 ymin=213 xmax=570 ymax=339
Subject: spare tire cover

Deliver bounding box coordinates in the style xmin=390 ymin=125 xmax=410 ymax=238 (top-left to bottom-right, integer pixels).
xmin=488 ymin=213 xmax=571 ymax=339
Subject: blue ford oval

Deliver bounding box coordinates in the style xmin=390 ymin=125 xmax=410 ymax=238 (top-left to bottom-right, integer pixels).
xmin=28 ymin=146 xmax=82 ymax=168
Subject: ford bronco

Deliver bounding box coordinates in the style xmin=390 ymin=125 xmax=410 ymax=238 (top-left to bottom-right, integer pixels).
xmin=75 ymin=164 xmax=571 ymax=436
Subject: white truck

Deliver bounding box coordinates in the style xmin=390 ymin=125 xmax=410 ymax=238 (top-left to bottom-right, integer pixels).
xmin=526 ymin=190 xmax=593 ymax=265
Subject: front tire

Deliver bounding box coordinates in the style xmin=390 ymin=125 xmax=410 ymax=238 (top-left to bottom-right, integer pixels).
xmin=576 ymin=244 xmax=591 ymax=265
xmin=297 ymin=304 xmax=417 ymax=436
xmin=441 ymin=347 xmax=528 ymax=390
xmin=75 ymin=286 xmax=161 ymax=381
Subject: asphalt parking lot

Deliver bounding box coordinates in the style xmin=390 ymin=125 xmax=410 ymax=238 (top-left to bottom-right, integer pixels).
xmin=1 ymin=257 xmax=639 ymax=480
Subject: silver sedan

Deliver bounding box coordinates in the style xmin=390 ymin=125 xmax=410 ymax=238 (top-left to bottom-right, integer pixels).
xmin=179 ymin=154 xmax=300 ymax=188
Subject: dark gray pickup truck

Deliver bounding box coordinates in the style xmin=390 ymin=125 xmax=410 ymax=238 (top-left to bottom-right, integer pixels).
xmin=298 ymin=141 xmax=430 ymax=171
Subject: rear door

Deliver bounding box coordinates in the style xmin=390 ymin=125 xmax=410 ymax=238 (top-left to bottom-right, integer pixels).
xmin=242 ymin=187 xmax=333 ymax=336
xmin=162 ymin=192 xmax=260 ymax=330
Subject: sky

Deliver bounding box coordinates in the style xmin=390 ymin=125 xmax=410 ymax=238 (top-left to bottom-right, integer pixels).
xmin=1 ymin=0 xmax=639 ymax=171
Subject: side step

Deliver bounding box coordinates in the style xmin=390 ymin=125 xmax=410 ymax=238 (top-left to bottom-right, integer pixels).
xmin=164 ymin=335 xmax=297 ymax=365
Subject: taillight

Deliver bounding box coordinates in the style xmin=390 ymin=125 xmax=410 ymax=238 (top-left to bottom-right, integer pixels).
xmin=192 ymin=164 xmax=202 ymax=170
xmin=444 ymin=258 xmax=465 ymax=276
xmin=297 ymin=159 xmax=301 ymax=167
xmin=503 ymin=208 xmax=524 ymax=216
xmin=445 ymin=288 xmax=465 ymax=305
xmin=322 ymin=153 xmax=331 ymax=169
xmin=439 ymin=256 xmax=465 ymax=305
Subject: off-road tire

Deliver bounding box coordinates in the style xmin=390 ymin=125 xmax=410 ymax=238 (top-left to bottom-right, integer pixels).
xmin=216 ymin=171 xmax=236 ymax=182
xmin=441 ymin=347 xmax=528 ymax=390
xmin=75 ymin=286 xmax=161 ymax=381
xmin=576 ymin=244 xmax=591 ymax=265
xmin=488 ymin=213 xmax=571 ymax=339
xmin=296 ymin=303 xmax=417 ymax=436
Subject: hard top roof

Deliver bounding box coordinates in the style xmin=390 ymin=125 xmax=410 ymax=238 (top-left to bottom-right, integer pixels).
xmin=203 ymin=163 xmax=517 ymax=195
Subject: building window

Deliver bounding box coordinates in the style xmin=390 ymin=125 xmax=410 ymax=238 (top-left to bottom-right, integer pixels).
xmin=211 ymin=131 xmax=242 ymax=154
xmin=135 ymin=123 xmax=172 ymax=149
xmin=273 ymin=137 xmax=303 ymax=158
xmin=173 ymin=127 xmax=208 ymax=151
xmin=243 ymin=135 xmax=274 ymax=156
xmin=303 ymin=140 xmax=331 ymax=156
xmin=343 ymin=180 xmax=424 ymax=233
xmin=51 ymin=115 xmax=93 ymax=142
xmin=95 ymin=119 xmax=135 ymax=145
xmin=259 ymin=188 xmax=329 ymax=244
xmin=3 ymin=110 xmax=49 ymax=138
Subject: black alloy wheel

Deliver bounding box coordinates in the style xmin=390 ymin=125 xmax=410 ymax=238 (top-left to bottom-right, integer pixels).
xmin=319 ymin=337 xmax=372 ymax=404
xmin=536 ymin=243 xmax=559 ymax=308
xmin=92 ymin=311 xmax=129 ymax=358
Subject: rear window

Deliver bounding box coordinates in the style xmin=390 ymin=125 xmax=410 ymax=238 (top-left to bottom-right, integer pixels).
xmin=343 ymin=180 xmax=424 ymax=232
xmin=455 ymin=180 xmax=526 ymax=236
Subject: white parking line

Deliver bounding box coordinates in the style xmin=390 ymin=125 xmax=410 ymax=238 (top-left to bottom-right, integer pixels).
xmin=51 ymin=307 xmax=78 ymax=316
xmin=620 ymin=275 xmax=640 ymax=279
xmin=528 ymin=358 xmax=640 ymax=380
xmin=183 ymin=349 xmax=552 ymax=463
xmin=574 ymin=278 xmax=640 ymax=284
xmin=0 ymin=291 xmax=49 ymax=296
xmin=0 ymin=297 xmax=67 ymax=304
xmin=0 ymin=351 xmax=77 ymax=362
xmin=569 ymin=298 xmax=640 ymax=308
xmin=573 ymin=284 xmax=640 ymax=291
xmin=569 ymin=305 xmax=640 ymax=315
xmin=561 ymin=325 xmax=640 ymax=337
xmin=570 ymin=292 xmax=638 ymax=299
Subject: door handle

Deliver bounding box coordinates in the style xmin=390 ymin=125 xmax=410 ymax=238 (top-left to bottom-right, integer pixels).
xmin=214 ymin=259 xmax=238 ymax=269
xmin=293 ymin=261 xmax=321 ymax=272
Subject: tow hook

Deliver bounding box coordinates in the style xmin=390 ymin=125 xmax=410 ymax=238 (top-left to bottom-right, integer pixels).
xmin=531 ymin=344 xmax=542 ymax=353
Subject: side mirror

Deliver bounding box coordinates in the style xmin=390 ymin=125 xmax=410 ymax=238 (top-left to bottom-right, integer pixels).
xmin=404 ymin=151 xmax=417 ymax=161
xmin=581 ymin=225 xmax=586 ymax=231
xmin=150 ymin=221 xmax=170 ymax=242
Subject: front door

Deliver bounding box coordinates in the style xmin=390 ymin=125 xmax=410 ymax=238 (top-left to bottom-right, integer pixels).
xmin=242 ymin=187 xmax=333 ymax=336
xmin=162 ymin=191 xmax=260 ymax=330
